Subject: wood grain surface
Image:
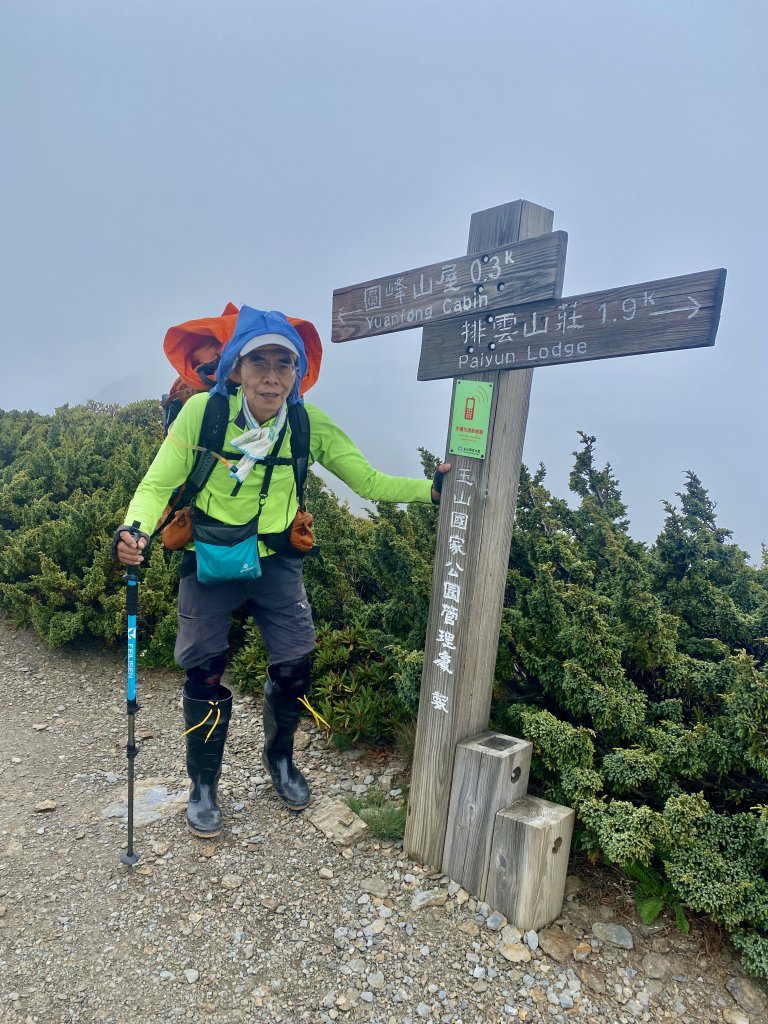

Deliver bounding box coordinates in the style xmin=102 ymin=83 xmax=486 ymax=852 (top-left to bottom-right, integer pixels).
xmin=486 ymin=796 xmax=575 ymax=932
xmin=442 ymin=733 xmax=532 ymax=898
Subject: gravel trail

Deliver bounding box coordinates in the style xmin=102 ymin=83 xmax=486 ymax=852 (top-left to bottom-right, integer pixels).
xmin=0 ymin=617 xmax=765 ymax=1024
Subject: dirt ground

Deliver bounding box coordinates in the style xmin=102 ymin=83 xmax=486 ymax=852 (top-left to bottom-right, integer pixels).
xmin=0 ymin=617 xmax=765 ymax=1024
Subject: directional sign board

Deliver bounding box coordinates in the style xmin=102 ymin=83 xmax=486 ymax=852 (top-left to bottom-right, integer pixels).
xmin=331 ymin=231 xmax=567 ymax=343
xmin=417 ymin=269 xmax=726 ymax=381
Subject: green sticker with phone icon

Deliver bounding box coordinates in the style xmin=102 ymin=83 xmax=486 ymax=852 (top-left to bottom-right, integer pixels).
xmin=449 ymin=380 xmax=493 ymax=459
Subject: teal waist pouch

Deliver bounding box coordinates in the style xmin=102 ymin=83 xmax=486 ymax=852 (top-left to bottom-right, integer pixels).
xmin=192 ymin=510 xmax=261 ymax=585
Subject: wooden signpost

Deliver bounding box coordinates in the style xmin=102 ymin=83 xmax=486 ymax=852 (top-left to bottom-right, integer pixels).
xmin=331 ymin=199 xmax=726 ymax=907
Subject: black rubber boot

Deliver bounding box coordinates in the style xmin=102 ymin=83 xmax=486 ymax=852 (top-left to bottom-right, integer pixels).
xmin=262 ymin=657 xmax=311 ymax=811
xmin=183 ymin=656 xmax=232 ymax=838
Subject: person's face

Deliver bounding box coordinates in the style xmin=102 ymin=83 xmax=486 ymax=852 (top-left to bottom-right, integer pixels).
xmin=237 ymin=344 xmax=297 ymax=423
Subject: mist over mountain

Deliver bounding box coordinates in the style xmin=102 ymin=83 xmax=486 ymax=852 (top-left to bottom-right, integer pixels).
xmin=86 ymin=368 xmax=171 ymax=408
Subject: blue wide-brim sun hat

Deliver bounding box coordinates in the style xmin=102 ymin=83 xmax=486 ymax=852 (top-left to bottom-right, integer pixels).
xmin=213 ymin=307 xmax=308 ymax=405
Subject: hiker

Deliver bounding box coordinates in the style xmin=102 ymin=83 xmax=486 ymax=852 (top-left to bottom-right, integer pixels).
xmin=113 ymin=305 xmax=450 ymax=839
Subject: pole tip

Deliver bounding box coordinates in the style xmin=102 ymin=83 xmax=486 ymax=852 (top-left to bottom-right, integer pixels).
xmin=120 ymin=850 xmax=141 ymax=866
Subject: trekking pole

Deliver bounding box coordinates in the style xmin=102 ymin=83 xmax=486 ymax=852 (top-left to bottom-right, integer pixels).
xmin=120 ymin=522 xmax=142 ymax=866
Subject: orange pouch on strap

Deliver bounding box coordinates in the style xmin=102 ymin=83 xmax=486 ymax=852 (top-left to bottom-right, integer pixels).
xmin=288 ymin=509 xmax=315 ymax=553
xmin=161 ymin=506 xmax=194 ymax=550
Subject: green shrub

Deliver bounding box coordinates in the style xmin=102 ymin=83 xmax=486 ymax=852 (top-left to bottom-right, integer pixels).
xmin=346 ymin=788 xmax=407 ymax=841
xmin=0 ymin=401 xmax=179 ymax=655
xmin=308 ymin=623 xmax=412 ymax=748
xmin=623 ymin=860 xmax=690 ymax=933
xmin=496 ymin=436 xmax=768 ymax=978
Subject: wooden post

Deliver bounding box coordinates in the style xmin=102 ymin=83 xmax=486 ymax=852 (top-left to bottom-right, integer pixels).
xmin=405 ymin=200 xmax=563 ymax=868
xmin=486 ymin=796 xmax=575 ymax=932
xmin=442 ymin=732 xmax=532 ymax=898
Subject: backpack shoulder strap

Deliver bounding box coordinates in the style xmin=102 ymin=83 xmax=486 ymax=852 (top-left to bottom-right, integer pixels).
xmin=151 ymin=392 xmax=231 ymax=540
xmin=185 ymin=391 xmax=231 ymax=498
xmin=287 ymin=403 xmax=311 ymax=508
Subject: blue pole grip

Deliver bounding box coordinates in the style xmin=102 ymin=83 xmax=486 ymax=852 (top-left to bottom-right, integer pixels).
xmin=125 ymin=524 xmax=141 ymax=705
xmin=127 ymin=602 xmax=138 ymax=704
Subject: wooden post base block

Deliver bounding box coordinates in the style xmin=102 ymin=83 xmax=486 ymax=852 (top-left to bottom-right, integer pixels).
xmin=442 ymin=733 xmax=532 ymax=898
xmin=486 ymin=795 xmax=575 ymax=933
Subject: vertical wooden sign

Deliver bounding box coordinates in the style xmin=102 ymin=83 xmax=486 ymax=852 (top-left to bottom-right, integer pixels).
xmin=404 ymin=200 xmax=564 ymax=869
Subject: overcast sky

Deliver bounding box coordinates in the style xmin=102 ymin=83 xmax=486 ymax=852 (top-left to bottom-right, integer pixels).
xmin=2 ymin=1 xmax=765 ymax=560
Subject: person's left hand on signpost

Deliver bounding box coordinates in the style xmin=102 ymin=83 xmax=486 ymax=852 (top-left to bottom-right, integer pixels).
xmin=431 ymin=463 xmax=452 ymax=504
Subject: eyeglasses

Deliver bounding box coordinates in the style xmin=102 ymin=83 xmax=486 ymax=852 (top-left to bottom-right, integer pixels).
xmin=239 ymin=353 xmax=298 ymax=378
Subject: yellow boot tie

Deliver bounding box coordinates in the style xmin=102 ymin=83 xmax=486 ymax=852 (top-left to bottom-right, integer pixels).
xmin=182 ymin=700 xmax=222 ymax=743
xmin=297 ymin=695 xmax=331 ymax=735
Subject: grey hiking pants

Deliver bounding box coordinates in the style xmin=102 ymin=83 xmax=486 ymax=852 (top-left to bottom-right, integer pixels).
xmin=174 ymin=553 xmax=316 ymax=669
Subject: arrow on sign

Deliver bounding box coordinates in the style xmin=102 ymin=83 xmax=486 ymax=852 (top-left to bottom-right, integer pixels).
xmin=337 ymin=306 xmax=365 ymax=326
xmin=648 ymin=296 xmax=701 ymax=319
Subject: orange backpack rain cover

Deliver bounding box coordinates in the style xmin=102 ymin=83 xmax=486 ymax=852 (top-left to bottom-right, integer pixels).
xmin=163 ymin=302 xmax=322 ymax=403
